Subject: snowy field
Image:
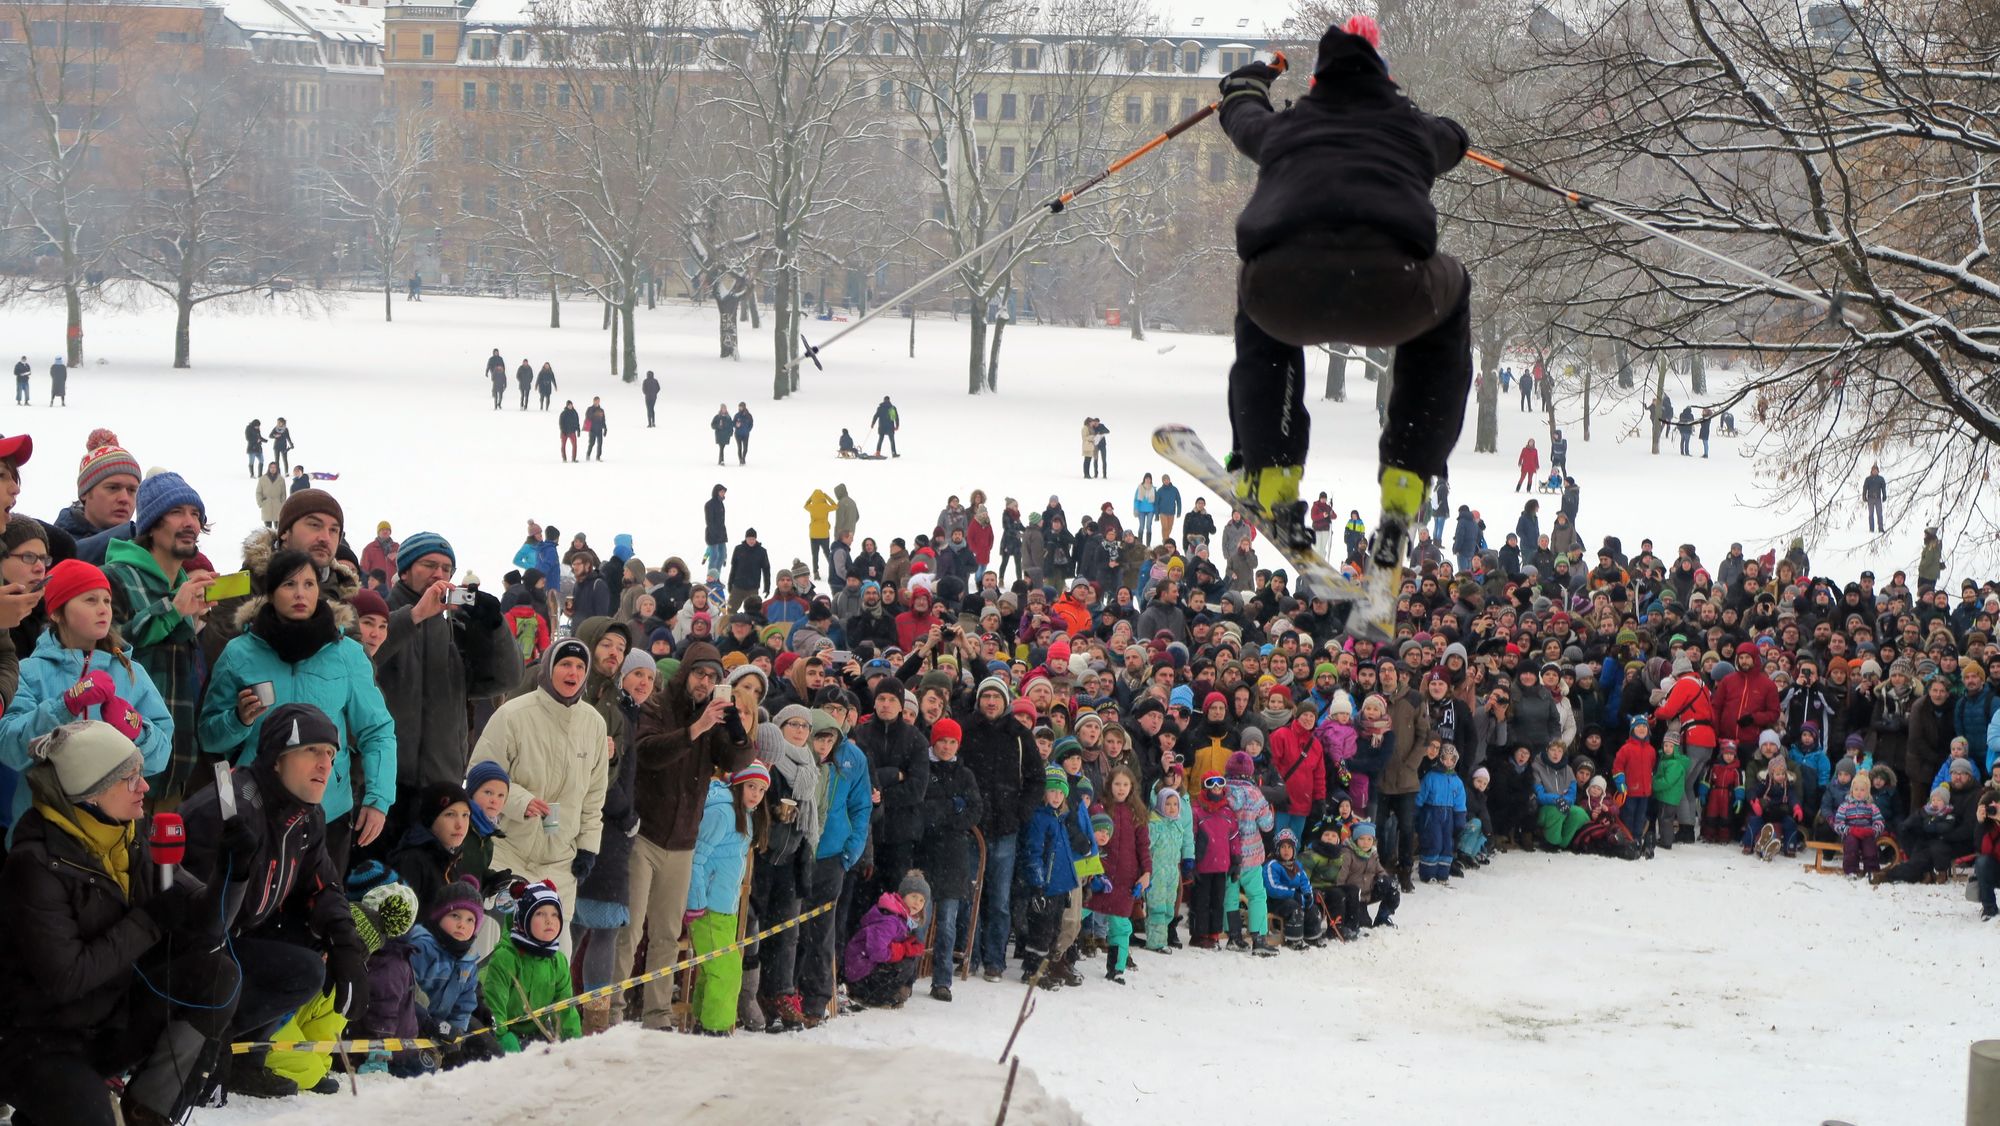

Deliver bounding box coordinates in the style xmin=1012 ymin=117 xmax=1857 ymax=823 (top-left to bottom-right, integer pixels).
xmin=0 ymin=288 xmax=1930 ymax=587
xmin=199 ymin=843 xmax=1996 ymax=1125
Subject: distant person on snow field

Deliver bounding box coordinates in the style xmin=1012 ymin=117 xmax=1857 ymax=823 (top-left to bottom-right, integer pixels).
xmin=245 ymin=418 xmax=266 ymax=478
xmin=516 ymin=358 xmax=533 ymax=410
xmin=584 ymin=398 xmax=608 ymax=462
xmin=733 ymin=402 xmax=754 ymax=465
xmin=642 ymin=370 xmax=661 ymax=428
xmin=11 ymin=357 xmax=27 ymax=406
xmin=488 ymin=350 xmax=508 ymax=411
xmin=560 ymin=401 xmax=581 ymax=463
xmin=871 ymin=395 xmax=900 ymax=458
xmin=710 ymin=404 xmax=733 ymax=466
xmin=47 ymin=356 xmax=66 ymax=406
xmin=289 ymin=466 xmax=310 ymax=494
xmin=536 ymin=362 xmax=558 ymax=410
xmin=1212 ymin=15 xmax=1472 ymax=573
xmin=269 ymin=417 xmax=293 ymax=473
xmin=1863 ymin=463 xmax=1887 ymax=533
xmin=1514 ymin=439 xmax=1538 ymax=493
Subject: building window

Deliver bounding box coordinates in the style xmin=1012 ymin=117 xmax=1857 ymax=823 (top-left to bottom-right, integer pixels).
xmin=419 ymin=79 xmax=434 ymax=106
xmin=1208 ymin=149 xmax=1226 ymax=182
xmin=999 ymin=145 xmax=1015 ymax=173
xmin=1123 ymin=96 xmax=1141 ymax=124
xmin=486 ymin=82 xmax=499 ymax=109
xmin=420 ymin=31 xmax=434 ymax=58
xmin=557 ymin=83 xmax=570 ymax=107
xmin=509 ymin=35 xmax=526 ymax=60
xmin=878 ymin=78 xmax=893 ymax=107
xmin=591 ymin=85 xmax=605 ymax=110
xmin=1029 ymin=93 xmax=1046 ymax=121
xmin=462 ymin=82 xmax=476 ymax=109
xmin=534 ymin=83 xmax=547 ymax=107
xmin=879 ymin=30 xmax=894 ymax=52
xmin=1011 ymin=43 xmax=1038 ymax=69
xmin=510 ymin=83 xmax=523 ymax=109
xmin=461 ymin=136 xmax=476 ymax=159
xmin=999 ymin=92 xmax=1016 ymax=120
xmin=973 ymin=92 xmax=987 ymax=120
xmin=460 ymin=185 xmax=473 ymax=213
xmin=485 ymin=185 xmax=499 ymax=215
xmin=1151 ymin=95 xmax=1167 ymax=124
xmin=1179 ymin=97 xmax=1196 ymax=118
xmin=468 ymin=36 xmax=495 ymax=60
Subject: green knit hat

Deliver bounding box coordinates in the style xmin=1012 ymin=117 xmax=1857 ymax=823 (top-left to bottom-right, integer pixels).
xmin=1044 ymin=764 xmax=1069 ymax=795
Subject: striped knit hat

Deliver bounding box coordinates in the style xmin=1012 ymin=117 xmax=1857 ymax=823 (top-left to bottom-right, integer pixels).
xmin=76 ymin=431 xmax=139 ymax=497
xmin=397 ymin=530 xmax=455 ymax=573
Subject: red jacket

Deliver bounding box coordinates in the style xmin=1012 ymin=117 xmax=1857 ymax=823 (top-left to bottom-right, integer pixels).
xmin=966 ymin=518 xmax=994 ymax=565
xmin=894 ymin=601 xmax=941 ymax=651
xmin=1518 ymin=444 xmax=1540 ymax=474
xmin=1980 ymin=820 xmax=2000 ymax=860
xmin=1611 ymin=737 xmax=1658 ymax=798
xmin=1654 ymin=676 xmax=1718 ymax=749
xmin=1711 ymin=667 xmax=1780 ymax=747
xmin=1084 ymin=801 xmax=1151 ymax=917
xmin=1267 ymin=720 xmax=1328 ymax=816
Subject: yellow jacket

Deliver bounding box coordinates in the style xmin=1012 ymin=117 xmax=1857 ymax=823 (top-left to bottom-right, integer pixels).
xmin=804 ymin=489 xmax=837 ymax=539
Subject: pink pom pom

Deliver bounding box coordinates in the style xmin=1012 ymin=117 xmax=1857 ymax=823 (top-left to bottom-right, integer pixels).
xmin=1344 ymin=14 xmax=1382 ymax=47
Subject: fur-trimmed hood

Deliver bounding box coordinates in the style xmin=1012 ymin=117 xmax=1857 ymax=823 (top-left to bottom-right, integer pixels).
xmin=240 ymin=526 xmax=361 ymax=603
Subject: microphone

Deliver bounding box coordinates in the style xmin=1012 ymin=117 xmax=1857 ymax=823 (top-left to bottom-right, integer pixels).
xmin=151 ymin=812 xmax=186 ymax=894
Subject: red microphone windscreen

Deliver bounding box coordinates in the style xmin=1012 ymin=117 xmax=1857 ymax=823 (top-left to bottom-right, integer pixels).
xmin=151 ymin=812 xmax=186 ymax=867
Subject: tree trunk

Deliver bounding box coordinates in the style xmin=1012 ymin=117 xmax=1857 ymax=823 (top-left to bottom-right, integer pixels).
xmin=173 ymin=287 xmax=193 ymax=370
xmin=62 ymin=239 xmax=84 ymax=364
xmin=1127 ymin=286 xmax=1144 ymax=341
xmin=603 ymin=298 xmax=612 ymax=330
xmin=384 ymin=280 xmax=393 ymax=323
xmin=967 ymin=311 xmax=988 ymax=395
xmin=1474 ymin=320 xmax=1500 ymax=453
xmin=608 ymin=303 xmax=618 ymax=373
xmin=1616 ymin=341 xmax=1632 ymax=389
xmin=1324 ymin=348 xmax=1346 ymax=401
xmin=790 ymin=268 xmax=803 ymax=393
xmin=718 ymin=291 xmax=740 ymax=358
xmin=772 ymin=265 xmax=793 ymax=400
xmin=1581 ymin=365 xmax=1592 ymax=442
xmin=908 ymin=302 xmax=916 ymax=358
xmin=1690 ymin=351 xmax=1707 ymax=394
xmin=987 ymin=315 xmax=1006 ymax=393
xmin=1546 ymin=366 xmax=1560 ymax=450
xmin=549 ymin=275 xmax=560 ymax=328
xmin=747 ymin=292 xmax=761 ymax=330
xmin=1650 ymin=357 xmax=1667 ymax=454
xmin=620 ymin=292 xmax=637 ymax=382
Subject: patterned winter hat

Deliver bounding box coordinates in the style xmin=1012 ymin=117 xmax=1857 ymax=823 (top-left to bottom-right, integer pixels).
xmin=363 ymin=883 xmax=418 ymax=939
xmin=428 ymin=875 xmax=486 ymax=928
xmin=76 ymin=433 xmax=139 ymax=497
xmin=510 ymin=879 xmax=564 ymax=953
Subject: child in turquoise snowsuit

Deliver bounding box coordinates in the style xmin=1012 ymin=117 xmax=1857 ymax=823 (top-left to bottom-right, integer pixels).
xmin=1222 ymin=752 xmax=1274 ymax=949
xmin=1145 ymin=787 xmax=1193 ymax=949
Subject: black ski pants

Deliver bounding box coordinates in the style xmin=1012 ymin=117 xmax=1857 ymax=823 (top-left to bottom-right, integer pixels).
xmin=1229 ymin=228 xmax=1472 ymax=482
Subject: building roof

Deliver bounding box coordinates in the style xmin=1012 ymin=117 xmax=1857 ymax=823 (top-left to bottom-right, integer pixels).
xmin=285 ymin=0 xmax=384 ymax=43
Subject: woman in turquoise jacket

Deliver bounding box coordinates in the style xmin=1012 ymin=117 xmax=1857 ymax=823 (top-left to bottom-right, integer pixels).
xmin=198 ymin=549 xmax=395 ymax=862
xmin=0 ymin=561 xmax=173 ymax=831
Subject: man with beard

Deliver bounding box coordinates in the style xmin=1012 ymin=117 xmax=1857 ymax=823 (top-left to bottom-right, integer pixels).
xmin=957 ymin=676 xmax=1041 ymax=981
xmin=101 ymin=473 xmax=216 ymax=807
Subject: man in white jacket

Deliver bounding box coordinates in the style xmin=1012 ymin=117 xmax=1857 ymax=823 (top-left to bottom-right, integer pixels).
xmin=471 ymin=637 xmax=609 ymax=954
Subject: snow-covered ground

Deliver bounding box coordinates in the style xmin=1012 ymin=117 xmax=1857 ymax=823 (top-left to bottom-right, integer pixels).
xmin=0 ymin=291 xmax=1981 ymax=1122
xmin=0 ymin=288 xmax=1928 ymax=587
xmin=203 ymin=842 xmax=1995 ymax=1125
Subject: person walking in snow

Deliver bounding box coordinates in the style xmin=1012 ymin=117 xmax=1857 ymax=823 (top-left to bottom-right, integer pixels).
xmin=269 ymin=418 xmax=293 ymax=474
xmin=486 ymin=349 xmax=507 ymax=410
xmin=536 ymin=362 xmax=558 ymax=410
xmin=871 ymin=395 xmax=900 ymax=457
xmin=584 ymin=398 xmax=607 ymax=462
xmin=515 ymin=358 xmax=533 ymax=410
xmin=47 ymin=356 xmax=66 ymax=406
xmin=642 ymin=370 xmax=660 ymax=428
xmin=245 ymin=419 xmax=266 ymax=477
xmin=1515 ymin=439 xmax=1538 ymax=492
xmin=732 ymin=402 xmax=754 ymax=465
xmin=559 ymin=401 xmax=581 ymax=463
xmin=11 ymin=356 xmax=27 ymax=406
xmin=1863 ymin=464 xmax=1887 ymax=533
xmin=710 ymin=404 xmax=733 ymax=466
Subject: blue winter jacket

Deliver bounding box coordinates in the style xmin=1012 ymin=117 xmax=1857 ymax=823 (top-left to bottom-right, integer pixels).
xmin=405 ymin=924 xmax=481 ymax=1032
xmin=0 ymin=631 xmax=174 ymax=829
xmin=1954 ymin=687 xmax=1998 ymax=769
xmin=687 ymin=779 xmax=751 ymax=915
xmin=813 ymin=737 xmax=874 ymax=867
xmin=1262 ymin=856 xmax=1312 ymax=902
xmin=1016 ymin=802 xmax=1080 ymax=896
xmin=199 ymin=629 xmax=397 ymax=822
xmin=1152 ymin=483 xmax=1182 ymax=517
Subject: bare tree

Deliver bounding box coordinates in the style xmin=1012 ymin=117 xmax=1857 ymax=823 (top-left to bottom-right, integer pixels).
xmin=486 ymin=183 xmax=580 ymax=327
xmin=507 ymin=0 xmax=696 ymax=382
xmin=115 ymin=63 xmax=304 ymax=367
xmin=0 ymin=0 xmax=126 ymax=362
xmin=705 ymin=0 xmax=881 ymax=398
xmin=320 ymin=110 xmax=434 ymax=322
xmin=871 ymin=0 xmax=1140 ymax=393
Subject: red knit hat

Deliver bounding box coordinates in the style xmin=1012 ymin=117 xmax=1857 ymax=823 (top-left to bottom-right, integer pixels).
xmin=930 ymin=717 xmax=962 ymax=744
xmin=76 ymin=431 xmax=139 ymax=497
xmin=44 ymin=559 xmax=110 ymax=615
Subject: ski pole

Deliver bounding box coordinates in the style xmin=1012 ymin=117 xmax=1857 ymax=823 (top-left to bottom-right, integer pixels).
xmin=1463 ymin=149 xmax=1847 ymax=323
xmin=798 ymin=51 xmax=1289 ymax=373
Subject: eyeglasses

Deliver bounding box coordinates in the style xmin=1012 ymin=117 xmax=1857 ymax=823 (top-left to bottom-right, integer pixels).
xmin=4 ymin=550 xmax=49 ymax=568
xmin=781 ymin=719 xmax=810 ymax=730
xmin=114 ymin=767 xmax=145 ymax=793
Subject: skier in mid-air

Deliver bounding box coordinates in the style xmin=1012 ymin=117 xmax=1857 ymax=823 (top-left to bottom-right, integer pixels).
xmin=1214 ymin=16 xmax=1473 ymax=572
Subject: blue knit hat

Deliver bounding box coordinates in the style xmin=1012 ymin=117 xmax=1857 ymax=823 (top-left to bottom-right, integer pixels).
xmin=397 ymin=530 xmax=454 ymax=573
xmin=134 ymin=471 xmax=204 ymax=534
xmin=1169 ymin=684 xmax=1195 ymax=711
xmin=463 ymin=759 xmax=510 ymax=837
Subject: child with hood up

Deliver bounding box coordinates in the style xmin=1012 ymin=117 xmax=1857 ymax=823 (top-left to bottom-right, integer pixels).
xmin=1222 ymin=751 xmax=1276 ymax=954
xmin=843 ymin=871 xmax=929 ymax=1008
xmin=1460 ymin=768 xmax=1492 ymax=865
xmin=1650 ymin=730 xmax=1690 ymax=853
xmin=1612 ymin=716 xmax=1657 ymax=845
xmin=1698 ymin=741 xmax=1746 ymax=844
xmin=1742 ymin=752 xmax=1801 ymax=857
xmin=1145 ymin=786 xmax=1193 ymax=951
xmin=1488 ymin=744 xmax=1537 ymax=848
xmin=1015 ymin=766 xmax=1081 ymax=985
xmin=1833 ymin=771 xmax=1886 ymax=877
xmin=1933 ymin=736 xmax=1983 ymax=791
xmin=480 ymin=880 xmax=582 ymax=1052
xmin=1788 ymin=721 xmax=1831 ymax=822
xmin=1317 ymin=690 xmax=1365 ymax=807
xmin=1304 ymin=811 xmax=1347 ymax=898
xmin=1262 ymin=828 xmax=1324 ymax=948
xmin=1414 ymin=745 xmax=1467 ymax=883
xmin=1333 ymin=821 xmax=1399 ymax=939
xmin=1187 ymin=771 xmax=1238 ymax=949
xmin=1815 ymin=757 xmax=1861 ymax=843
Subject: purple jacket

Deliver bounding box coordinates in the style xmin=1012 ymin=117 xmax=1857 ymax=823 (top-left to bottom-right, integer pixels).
xmin=842 ymin=894 xmax=915 ymax=981
xmin=362 ymin=940 xmax=418 ymax=1041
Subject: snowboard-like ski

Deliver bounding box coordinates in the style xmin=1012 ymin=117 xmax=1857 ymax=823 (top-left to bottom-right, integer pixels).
xmin=1151 ymin=425 xmax=1397 ymax=640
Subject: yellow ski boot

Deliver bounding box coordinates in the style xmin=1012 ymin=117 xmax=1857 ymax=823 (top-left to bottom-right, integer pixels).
xmin=1229 ymin=462 xmax=1312 ymax=550
xmin=1373 ymin=466 xmax=1425 ymax=572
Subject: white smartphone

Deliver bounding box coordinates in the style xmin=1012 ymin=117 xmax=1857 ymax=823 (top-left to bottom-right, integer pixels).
xmin=214 ymin=761 xmax=236 ymax=820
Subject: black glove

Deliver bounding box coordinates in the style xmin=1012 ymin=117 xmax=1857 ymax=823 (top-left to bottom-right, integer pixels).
xmin=460 ymin=1030 xmax=503 ymax=1063
xmin=143 ymin=880 xmax=201 ymax=933
xmin=571 ymin=850 xmax=597 ymax=881
xmin=1219 ymin=61 xmax=1281 ymax=106
xmin=219 ymin=816 xmax=259 ymax=882
xmin=479 ymin=867 xmax=517 ymax=899
xmin=329 ymin=945 xmax=370 ymax=1019
xmin=467 ymin=589 xmax=503 ymax=629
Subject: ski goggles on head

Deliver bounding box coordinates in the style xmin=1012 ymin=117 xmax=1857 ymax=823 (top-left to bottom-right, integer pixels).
xmin=1202 ymin=776 xmax=1228 ymax=792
